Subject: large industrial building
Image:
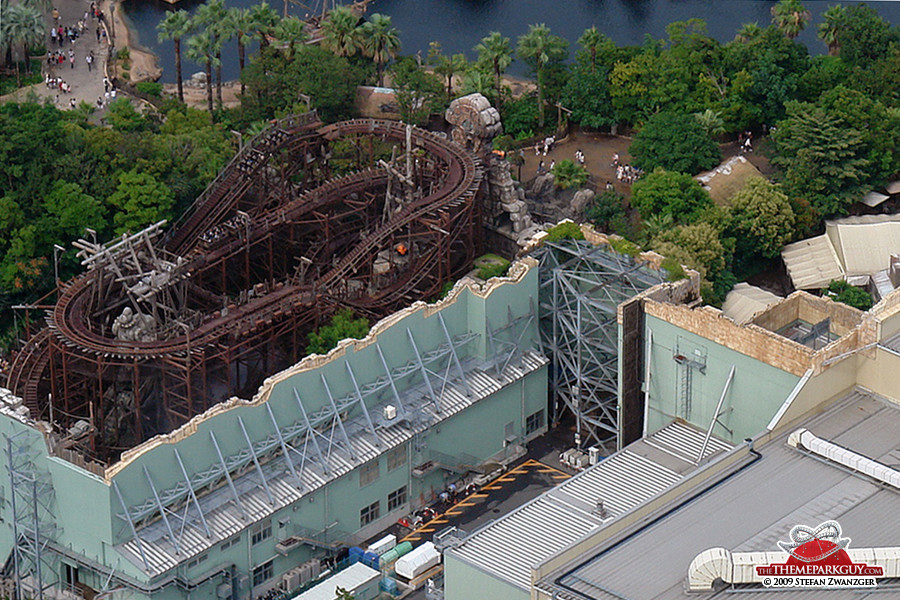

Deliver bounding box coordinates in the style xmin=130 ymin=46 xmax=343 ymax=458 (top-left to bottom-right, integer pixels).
xmin=0 ymin=259 xmax=548 ymax=600
xmin=446 ymin=271 xmax=900 ymax=599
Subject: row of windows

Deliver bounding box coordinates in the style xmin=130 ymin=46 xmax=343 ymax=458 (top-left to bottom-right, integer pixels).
xmin=252 ymin=559 xmax=274 ymax=588
xmin=251 ymin=521 xmax=272 ymax=545
xmin=526 ymin=409 xmax=545 ymax=435
xmin=360 ymin=446 xmax=408 ymax=488
xmin=360 ymin=485 xmax=407 ymax=527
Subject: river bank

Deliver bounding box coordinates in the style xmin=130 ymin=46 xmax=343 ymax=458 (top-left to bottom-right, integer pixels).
xmin=111 ymin=0 xmax=162 ymax=83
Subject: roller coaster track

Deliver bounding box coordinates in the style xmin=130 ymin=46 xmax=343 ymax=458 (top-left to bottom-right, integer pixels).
xmin=7 ymin=115 xmax=484 ymax=445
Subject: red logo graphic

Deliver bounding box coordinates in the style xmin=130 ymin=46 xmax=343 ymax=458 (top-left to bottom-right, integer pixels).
xmin=756 ymin=521 xmax=883 ymax=578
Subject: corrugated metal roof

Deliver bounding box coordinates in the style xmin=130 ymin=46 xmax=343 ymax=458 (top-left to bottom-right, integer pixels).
xmin=722 ymin=283 xmax=781 ymax=325
xmin=114 ymin=351 xmax=548 ymax=577
xmin=448 ymin=421 xmax=734 ymax=591
xmin=826 ymin=215 xmax=900 ymax=277
xmin=861 ymin=191 xmax=890 ymax=207
xmin=781 ymin=234 xmax=844 ymax=290
xmin=540 ymin=389 xmax=900 ymax=599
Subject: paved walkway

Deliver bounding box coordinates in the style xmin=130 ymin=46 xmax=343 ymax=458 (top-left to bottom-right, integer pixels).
xmin=2 ymin=0 xmax=112 ymax=111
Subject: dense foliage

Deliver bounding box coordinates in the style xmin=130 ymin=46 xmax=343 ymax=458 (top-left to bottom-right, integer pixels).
xmin=305 ymin=309 xmax=371 ymax=355
xmin=629 ymin=111 xmax=721 ymax=175
xmin=826 ymin=280 xmax=874 ymax=311
xmin=0 ymin=102 xmax=233 ymax=303
xmin=630 ymin=169 xmax=714 ymax=223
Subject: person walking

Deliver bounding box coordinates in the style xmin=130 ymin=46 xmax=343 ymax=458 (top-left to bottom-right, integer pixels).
xmin=85 ymin=52 xmax=93 ymax=72
xmin=68 ymin=49 xmax=75 ymax=69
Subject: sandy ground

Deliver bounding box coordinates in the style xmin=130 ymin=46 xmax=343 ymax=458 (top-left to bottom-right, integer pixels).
xmin=112 ymin=4 xmax=161 ymax=82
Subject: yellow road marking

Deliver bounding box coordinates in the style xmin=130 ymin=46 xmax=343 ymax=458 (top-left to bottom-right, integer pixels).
xmin=482 ymin=485 xmax=502 ymax=490
xmin=444 ymin=510 xmax=463 ymax=516
xmin=496 ymin=477 xmax=516 ymax=482
xmin=470 ymin=493 xmax=488 ymax=498
xmin=419 ymin=527 xmax=435 ymax=533
xmin=456 ymin=501 xmax=475 ymax=506
xmin=432 ymin=518 xmax=449 ymax=524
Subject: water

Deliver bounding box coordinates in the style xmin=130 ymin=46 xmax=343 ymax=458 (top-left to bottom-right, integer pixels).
xmin=122 ymin=0 xmax=900 ymax=84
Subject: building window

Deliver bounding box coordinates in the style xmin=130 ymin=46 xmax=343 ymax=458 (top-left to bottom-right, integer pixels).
xmin=360 ymin=500 xmax=380 ymax=527
xmin=186 ymin=553 xmax=208 ymax=569
xmin=387 ymin=486 xmax=407 ymax=512
xmin=250 ymin=521 xmax=272 ymax=546
xmin=526 ymin=409 xmax=544 ymax=435
xmin=359 ymin=460 xmax=380 ymax=487
xmin=387 ymin=445 xmax=407 ymax=471
xmin=252 ymin=559 xmax=274 ymax=588
xmin=220 ymin=535 xmax=241 ymax=551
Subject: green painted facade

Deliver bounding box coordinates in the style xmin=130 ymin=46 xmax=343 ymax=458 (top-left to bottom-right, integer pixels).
xmin=638 ymin=315 xmax=801 ymax=442
xmin=444 ymin=552 xmax=528 ymax=600
xmin=0 ymin=265 xmax=548 ymax=600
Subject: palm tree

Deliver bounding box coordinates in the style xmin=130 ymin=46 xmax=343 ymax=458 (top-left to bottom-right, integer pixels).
xmin=250 ymin=2 xmax=279 ymax=47
xmin=224 ymin=7 xmax=256 ymax=94
xmin=474 ymin=32 xmax=512 ymax=107
xmin=693 ymin=109 xmax=725 ymax=137
xmin=359 ymin=13 xmax=400 ymax=87
xmin=274 ymin=16 xmax=307 ymax=59
xmin=157 ymin=10 xmax=192 ymax=103
xmin=516 ymin=24 xmax=568 ymax=128
xmin=735 ymin=22 xmax=763 ymax=43
xmin=186 ymin=30 xmax=220 ymax=117
xmin=2 ymin=4 xmax=43 ymax=73
xmin=321 ymin=5 xmax=361 ymax=58
xmin=577 ymin=26 xmax=604 ymax=72
xmin=818 ymin=4 xmax=846 ymax=56
xmin=771 ymin=0 xmax=811 ymax=40
xmin=434 ymin=53 xmax=467 ymax=97
xmin=194 ymin=0 xmax=228 ymax=107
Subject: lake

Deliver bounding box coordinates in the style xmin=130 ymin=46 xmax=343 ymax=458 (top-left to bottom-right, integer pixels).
xmin=120 ymin=0 xmax=900 ymax=83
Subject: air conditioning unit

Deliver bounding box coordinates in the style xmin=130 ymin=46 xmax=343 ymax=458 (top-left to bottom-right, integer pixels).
xmin=216 ymin=583 xmax=232 ymax=599
xmin=282 ymin=569 xmax=301 ymax=591
xmin=383 ymin=405 xmax=397 ymax=420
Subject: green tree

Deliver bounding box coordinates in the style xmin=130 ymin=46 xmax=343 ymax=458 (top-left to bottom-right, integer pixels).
xmin=274 ymin=16 xmax=308 ymax=59
xmin=818 ymin=4 xmax=846 ymax=56
xmin=836 ymin=3 xmax=899 ymax=68
xmin=389 ymin=57 xmax=443 ymax=125
xmin=735 ymin=22 xmax=764 ymax=44
xmin=826 ymin=280 xmax=873 ymax=311
xmin=516 ymin=24 xmax=568 ymax=128
xmin=107 ymin=170 xmax=175 ymax=235
xmin=2 ymin=4 xmax=42 ymax=73
xmin=107 ymin=97 xmax=152 ymax=133
xmin=433 ymin=52 xmax=467 ymax=97
xmin=306 ymin=308 xmax=370 ymax=355
xmin=241 ymin=45 xmax=365 ymax=122
xmin=359 ymin=13 xmax=400 ymax=87
xmin=249 ymin=2 xmax=279 ymax=48
xmin=770 ymin=0 xmax=811 ymax=40
xmin=629 ymin=111 xmax=721 ymax=175
xmin=630 ymin=168 xmax=713 ymax=223
xmin=561 ymin=63 xmax=613 ymax=129
xmin=770 ymin=101 xmax=869 ymax=218
xmin=475 ymin=32 xmax=513 ymax=107
xmin=41 ymin=181 xmax=106 ymax=239
xmin=577 ymin=26 xmax=606 ymax=73
xmin=186 ymin=30 xmax=221 ymax=117
xmin=728 ymin=176 xmax=796 ymax=260
xmin=651 ymin=222 xmax=727 ymax=280
xmin=586 ymin=189 xmax=626 ymax=232
xmin=693 ymin=109 xmax=725 ymax=136
xmin=157 ymin=10 xmax=193 ymax=104
xmin=225 ymin=7 xmax=258 ymax=95
xmin=551 ymin=160 xmax=589 ymax=190
xmin=321 ymin=5 xmax=361 ymax=58
xmin=194 ymin=0 xmax=228 ymax=107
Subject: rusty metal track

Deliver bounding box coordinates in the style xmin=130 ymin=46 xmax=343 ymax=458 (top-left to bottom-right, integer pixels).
xmin=6 ymin=115 xmax=484 ymax=460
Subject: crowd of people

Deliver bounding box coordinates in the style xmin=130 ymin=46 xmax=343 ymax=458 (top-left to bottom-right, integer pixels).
xmin=612 ymin=153 xmax=643 ymax=184
xmin=41 ymin=2 xmax=109 ymax=108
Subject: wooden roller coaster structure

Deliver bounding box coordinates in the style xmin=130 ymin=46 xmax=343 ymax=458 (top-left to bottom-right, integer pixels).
xmin=6 ymin=113 xmax=485 ymax=463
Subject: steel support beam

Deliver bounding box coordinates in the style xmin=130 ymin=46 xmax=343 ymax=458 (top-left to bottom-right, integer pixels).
xmin=237 ymin=416 xmax=275 ymax=505
xmin=294 ymin=388 xmax=330 ymax=474
xmin=142 ymin=466 xmax=181 ymax=555
xmin=438 ymin=313 xmax=471 ymax=397
xmin=173 ymin=448 xmax=211 ymax=538
xmin=407 ymin=328 xmax=440 ymax=413
xmin=112 ymin=481 xmax=151 ymax=571
xmin=345 ymin=362 xmax=381 ymax=446
xmin=320 ymin=374 xmax=357 ymax=461
xmin=209 ymin=431 xmax=248 ymax=520
xmin=264 ymin=403 xmax=304 ymax=489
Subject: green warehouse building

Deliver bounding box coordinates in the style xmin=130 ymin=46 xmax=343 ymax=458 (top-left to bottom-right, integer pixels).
xmin=0 ymin=259 xmax=548 ymax=600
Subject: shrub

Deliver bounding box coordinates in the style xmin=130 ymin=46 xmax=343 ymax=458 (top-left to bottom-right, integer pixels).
xmin=136 ymin=81 xmax=164 ymax=97
xmin=660 ymin=257 xmax=687 ymax=281
xmin=306 ymin=308 xmax=370 ymax=355
xmin=117 ymin=47 xmax=131 ymax=61
xmin=826 ymin=280 xmax=873 ymax=311
xmin=551 ymin=159 xmax=589 ymax=190
xmin=609 ymin=237 xmax=641 ymax=257
xmin=474 ymin=254 xmax=511 ymax=280
xmin=544 ymin=221 xmax=585 ymax=243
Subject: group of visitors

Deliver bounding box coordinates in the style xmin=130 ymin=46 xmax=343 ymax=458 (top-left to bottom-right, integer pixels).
xmin=45 ymin=75 xmax=72 ymax=93
xmin=738 ymin=130 xmax=753 ymax=153
xmin=574 ymin=149 xmax=585 ymax=165
xmin=534 ymin=136 xmax=557 ymax=157
xmin=615 ymin=163 xmax=643 ymax=184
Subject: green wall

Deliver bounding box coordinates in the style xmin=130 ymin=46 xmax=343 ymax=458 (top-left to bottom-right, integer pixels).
xmin=444 ymin=551 xmax=528 ymax=600
xmin=641 ymin=315 xmax=801 ymax=442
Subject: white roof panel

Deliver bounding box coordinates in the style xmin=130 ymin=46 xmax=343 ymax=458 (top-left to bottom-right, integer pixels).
xmin=293 ymin=563 xmax=380 ymax=600
xmin=781 ymin=234 xmax=843 ymax=290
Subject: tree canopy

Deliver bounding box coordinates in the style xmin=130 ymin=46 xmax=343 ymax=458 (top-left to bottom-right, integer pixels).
xmin=630 ymin=111 xmax=721 ymax=175
xmin=630 ymin=168 xmax=714 ymax=223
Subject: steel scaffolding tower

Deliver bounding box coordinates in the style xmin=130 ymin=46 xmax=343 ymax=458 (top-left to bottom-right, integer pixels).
xmin=5 ymin=431 xmax=57 ymax=600
xmin=535 ymin=240 xmax=665 ymax=452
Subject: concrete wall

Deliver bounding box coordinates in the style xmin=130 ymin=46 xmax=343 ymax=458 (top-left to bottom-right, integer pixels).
xmin=445 ymin=551 xmax=529 ymax=600
xmin=644 ymin=314 xmax=801 ymax=442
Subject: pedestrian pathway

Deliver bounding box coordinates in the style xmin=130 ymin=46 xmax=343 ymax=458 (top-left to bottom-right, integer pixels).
xmin=2 ymin=0 xmax=114 ymax=111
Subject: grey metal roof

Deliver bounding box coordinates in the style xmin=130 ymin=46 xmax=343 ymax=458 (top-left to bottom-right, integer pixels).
xmin=114 ymin=351 xmax=548 ymax=577
xmin=448 ymin=421 xmax=733 ymax=591
xmin=722 ymin=283 xmax=781 ymax=326
xmin=539 ymin=388 xmax=900 ymax=600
